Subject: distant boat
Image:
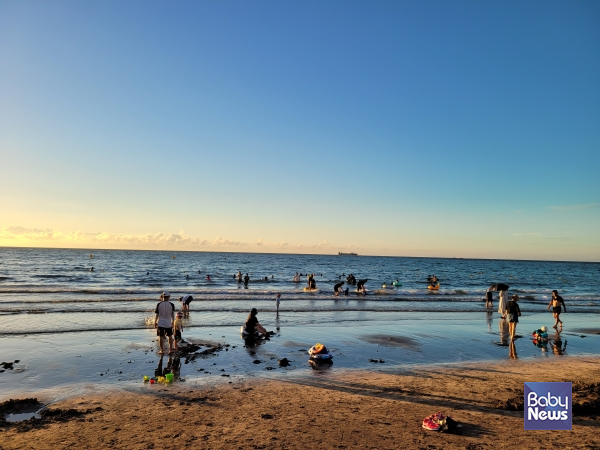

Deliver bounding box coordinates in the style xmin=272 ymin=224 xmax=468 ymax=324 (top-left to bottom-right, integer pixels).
xmin=338 ymin=252 xmax=358 ymax=256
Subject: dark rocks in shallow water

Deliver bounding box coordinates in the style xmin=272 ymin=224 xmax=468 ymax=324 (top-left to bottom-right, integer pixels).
xmin=182 ymin=343 xmax=225 ymax=364
xmin=278 ymin=358 xmax=290 ymax=367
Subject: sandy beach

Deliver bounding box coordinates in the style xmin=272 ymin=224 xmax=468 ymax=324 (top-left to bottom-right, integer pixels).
xmin=2 ymin=356 xmax=599 ymax=449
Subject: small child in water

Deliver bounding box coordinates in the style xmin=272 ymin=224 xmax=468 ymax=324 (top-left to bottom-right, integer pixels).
xmin=173 ymin=312 xmax=184 ymax=350
xmin=275 ymin=293 xmax=281 ymax=313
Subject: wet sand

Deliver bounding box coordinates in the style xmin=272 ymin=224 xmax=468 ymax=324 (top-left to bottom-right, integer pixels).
xmin=2 ymin=312 xmax=600 ymax=399
xmin=2 ymin=356 xmax=599 ymax=449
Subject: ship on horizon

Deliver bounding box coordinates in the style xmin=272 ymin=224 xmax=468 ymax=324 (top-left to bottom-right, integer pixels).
xmin=338 ymin=252 xmax=358 ymax=256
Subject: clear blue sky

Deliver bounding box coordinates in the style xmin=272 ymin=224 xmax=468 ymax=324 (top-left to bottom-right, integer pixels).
xmin=1 ymin=1 xmax=599 ymax=260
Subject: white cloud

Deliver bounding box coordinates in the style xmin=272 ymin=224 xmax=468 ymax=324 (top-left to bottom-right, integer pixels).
xmin=0 ymin=225 xmax=338 ymax=252
xmin=212 ymin=237 xmax=247 ymax=247
xmin=0 ymin=226 xmax=239 ymax=247
xmin=548 ymin=203 xmax=599 ymax=212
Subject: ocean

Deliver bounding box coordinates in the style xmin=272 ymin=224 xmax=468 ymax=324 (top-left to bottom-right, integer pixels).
xmin=1 ymin=247 xmax=599 ymax=399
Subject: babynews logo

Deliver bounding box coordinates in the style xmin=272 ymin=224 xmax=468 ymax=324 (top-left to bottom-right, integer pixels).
xmin=524 ymin=382 xmax=572 ymax=430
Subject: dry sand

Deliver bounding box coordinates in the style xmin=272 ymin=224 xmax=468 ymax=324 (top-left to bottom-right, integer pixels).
xmin=1 ymin=356 xmax=599 ymax=449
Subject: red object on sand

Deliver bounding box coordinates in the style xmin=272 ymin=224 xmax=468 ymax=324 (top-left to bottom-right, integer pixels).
xmin=422 ymin=418 xmax=440 ymax=431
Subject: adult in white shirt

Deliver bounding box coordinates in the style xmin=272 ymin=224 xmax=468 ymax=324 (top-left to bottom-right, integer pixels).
xmin=155 ymin=291 xmax=175 ymax=354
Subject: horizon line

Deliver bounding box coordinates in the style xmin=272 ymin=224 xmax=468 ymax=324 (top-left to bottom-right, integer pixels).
xmin=0 ymin=245 xmax=598 ymax=264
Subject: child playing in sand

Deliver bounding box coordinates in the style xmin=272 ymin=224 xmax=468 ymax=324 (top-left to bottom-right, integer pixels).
xmin=275 ymin=293 xmax=281 ymax=313
xmin=173 ymin=312 xmax=184 ymax=351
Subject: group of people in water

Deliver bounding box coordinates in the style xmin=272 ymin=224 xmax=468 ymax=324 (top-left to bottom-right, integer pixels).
xmin=190 ymin=270 xmax=443 ymax=295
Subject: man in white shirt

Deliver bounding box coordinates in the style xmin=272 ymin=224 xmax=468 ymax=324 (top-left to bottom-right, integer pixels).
xmin=154 ymin=291 xmax=175 ymax=354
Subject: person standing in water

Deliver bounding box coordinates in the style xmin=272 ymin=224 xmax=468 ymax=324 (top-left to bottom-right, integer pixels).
xmin=237 ymin=271 xmax=243 ymax=283
xmin=154 ymin=292 xmax=175 ymax=354
xmin=498 ymin=289 xmax=508 ymax=319
xmin=244 ymin=273 xmax=250 ymax=287
xmin=275 ymin=293 xmax=281 ymax=313
xmin=293 ymin=272 xmax=300 ymax=283
xmin=506 ymin=294 xmax=521 ymax=341
xmin=333 ymin=281 xmax=345 ymax=296
xmin=485 ymin=290 xmax=493 ymax=308
xmin=547 ymin=290 xmax=566 ymax=329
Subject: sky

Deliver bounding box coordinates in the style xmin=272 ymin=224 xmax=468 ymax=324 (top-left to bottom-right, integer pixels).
xmin=0 ymin=1 xmax=599 ymax=261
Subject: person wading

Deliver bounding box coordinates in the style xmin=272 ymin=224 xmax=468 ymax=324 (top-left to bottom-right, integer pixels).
xmin=154 ymin=291 xmax=175 ymax=354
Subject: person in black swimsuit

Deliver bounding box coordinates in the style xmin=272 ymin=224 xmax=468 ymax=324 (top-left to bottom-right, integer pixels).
xmin=244 ymin=308 xmax=267 ymax=336
xmin=547 ymin=290 xmax=566 ymax=329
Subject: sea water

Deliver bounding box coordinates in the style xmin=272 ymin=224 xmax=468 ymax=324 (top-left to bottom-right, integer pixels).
xmin=0 ymin=248 xmax=599 ymax=399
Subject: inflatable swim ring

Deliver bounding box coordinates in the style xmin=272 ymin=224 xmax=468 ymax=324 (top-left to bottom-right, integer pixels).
xmin=303 ymin=287 xmax=319 ymax=292
xmin=392 ymin=281 xmax=402 ymax=286
xmin=428 ymin=284 xmax=440 ymax=291
xmin=240 ymin=326 xmax=264 ymax=339
xmin=308 ymin=343 xmax=333 ymax=360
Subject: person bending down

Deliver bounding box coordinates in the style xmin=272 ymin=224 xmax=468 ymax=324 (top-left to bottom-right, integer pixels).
xmin=179 ymin=294 xmax=193 ymax=312
xmin=333 ymin=281 xmax=345 ymax=296
xmin=245 ymin=308 xmax=267 ymax=336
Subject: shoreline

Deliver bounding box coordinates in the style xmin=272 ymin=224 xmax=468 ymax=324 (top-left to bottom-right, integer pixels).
xmin=2 ymin=356 xmax=599 ymax=449
xmin=2 ymin=312 xmax=599 ymax=400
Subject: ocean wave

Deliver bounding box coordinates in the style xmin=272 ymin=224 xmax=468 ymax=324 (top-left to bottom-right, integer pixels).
xmin=1 ymin=306 xmax=599 ymax=315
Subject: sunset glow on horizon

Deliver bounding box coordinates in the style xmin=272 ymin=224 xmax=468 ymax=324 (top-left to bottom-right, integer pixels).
xmin=1 ymin=1 xmax=599 ymax=262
